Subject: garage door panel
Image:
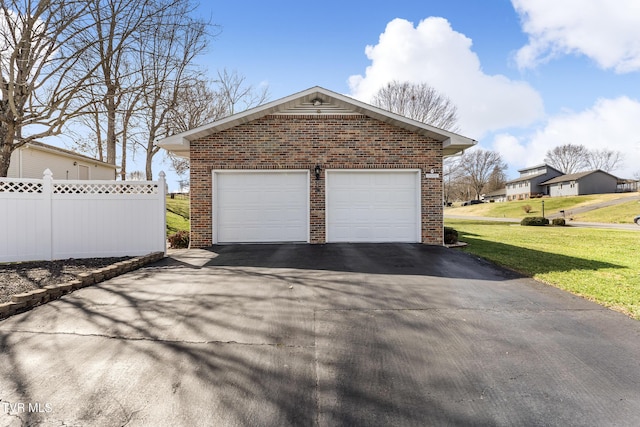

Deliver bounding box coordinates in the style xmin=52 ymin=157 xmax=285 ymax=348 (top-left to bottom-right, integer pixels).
xmin=215 ymin=172 xmax=308 ymax=243
xmin=327 ymin=170 xmax=419 ymax=243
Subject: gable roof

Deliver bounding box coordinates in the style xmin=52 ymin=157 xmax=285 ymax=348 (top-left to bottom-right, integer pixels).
xmin=506 ymin=163 xmax=564 ymax=184
xmin=517 ymin=163 xmax=563 ymax=174
xmin=157 ymin=86 xmax=476 ymax=158
xmin=484 ymin=188 xmax=507 ymax=197
xmin=24 ymin=141 xmax=117 ymax=168
xmin=540 ymin=170 xmax=619 ymax=185
xmin=506 ymin=171 xmax=549 ymax=184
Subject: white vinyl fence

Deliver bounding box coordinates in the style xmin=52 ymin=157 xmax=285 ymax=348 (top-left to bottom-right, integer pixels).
xmin=0 ymin=169 xmax=166 ymax=263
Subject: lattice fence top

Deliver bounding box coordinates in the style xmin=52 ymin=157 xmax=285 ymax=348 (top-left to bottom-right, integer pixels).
xmin=0 ymin=180 xmax=43 ymax=193
xmin=53 ymin=182 xmax=159 ymax=195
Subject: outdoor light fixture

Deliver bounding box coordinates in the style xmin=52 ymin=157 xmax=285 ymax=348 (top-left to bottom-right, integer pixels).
xmin=314 ymin=165 xmax=321 ymax=180
xmin=73 ymin=161 xmax=77 ymax=166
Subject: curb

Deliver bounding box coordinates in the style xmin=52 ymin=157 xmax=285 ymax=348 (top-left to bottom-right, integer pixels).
xmin=0 ymin=252 xmax=165 ymax=320
xmin=445 ymin=241 xmax=468 ymax=249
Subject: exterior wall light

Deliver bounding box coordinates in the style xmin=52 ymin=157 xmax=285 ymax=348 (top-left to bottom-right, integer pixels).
xmin=314 ymin=165 xmax=321 ymax=180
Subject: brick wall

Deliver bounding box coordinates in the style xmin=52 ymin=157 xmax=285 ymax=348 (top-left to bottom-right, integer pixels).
xmin=190 ymin=114 xmax=443 ymax=247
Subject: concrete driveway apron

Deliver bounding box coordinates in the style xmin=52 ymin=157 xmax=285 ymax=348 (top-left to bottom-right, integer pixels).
xmin=1 ymin=244 xmax=639 ymax=426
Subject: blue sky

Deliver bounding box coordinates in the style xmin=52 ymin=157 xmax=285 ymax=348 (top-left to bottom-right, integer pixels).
xmin=202 ymin=0 xmax=530 ymax=102
xmin=37 ymin=0 xmax=637 ymax=189
xmin=184 ymin=0 xmax=640 ymax=185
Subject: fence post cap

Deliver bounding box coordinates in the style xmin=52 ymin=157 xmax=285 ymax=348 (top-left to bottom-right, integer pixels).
xmin=43 ymin=169 xmax=53 ymax=178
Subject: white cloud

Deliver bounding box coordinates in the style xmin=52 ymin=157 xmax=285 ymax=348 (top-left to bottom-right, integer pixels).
xmin=492 ymin=134 xmax=529 ymax=171
xmin=493 ymin=97 xmax=640 ymax=178
xmin=348 ymin=17 xmax=544 ymax=139
xmin=513 ymin=0 xmax=640 ymax=72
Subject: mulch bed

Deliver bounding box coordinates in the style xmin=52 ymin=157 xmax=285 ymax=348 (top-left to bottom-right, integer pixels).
xmin=0 ymin=257 xmax=129 ymax=304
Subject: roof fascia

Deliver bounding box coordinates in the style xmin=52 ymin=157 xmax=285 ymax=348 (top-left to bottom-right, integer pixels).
xmin=26 ymin=143 xmax=117 ymax=169
xmin=156 ymin=86 xmax=476 ymax=156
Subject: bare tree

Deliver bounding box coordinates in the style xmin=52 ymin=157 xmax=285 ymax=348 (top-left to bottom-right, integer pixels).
xmin=70 ymin=0 xmax=176 ymax=180
xmin=127 ymin=170 xmax=144 ymax=180
xmin=371 ymin=81 xmax=459 ymax=131
xmin=443 ymin=156 xmax=462 ymax=205
xmin=544 ymin=144 xmax=590 ymax=174
xmin=586 ymin=148 xmax=623 ymax=172
xmin=458 ymin=149 xmax=507 ymax=200
xmin=167 ymin=79 xmax=226 ymax=134
xmin=485 ymin=165 xmax=507 ymax=193
xmin=82 ymin=0 xmax=144 ymax=164
xmin=214 ymin=68 xmax=269 ymax=116
xmin=163 ymin=78 xmax=221 ymax=179
xmin=164 ymin=71 xmax=271 ymax=179
xmin=0 ymin=0 xmax=105 ymax=176
xmin=136 ymin=0 xmax=209 ymax=180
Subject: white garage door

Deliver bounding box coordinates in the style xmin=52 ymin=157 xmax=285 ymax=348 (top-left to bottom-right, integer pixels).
xmin=214 ymin=171 xmax=309 ymax=243
xmin=326 ymin=170 xmax=420 ymax=243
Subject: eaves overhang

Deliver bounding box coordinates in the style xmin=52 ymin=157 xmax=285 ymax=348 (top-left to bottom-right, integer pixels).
xmin=157 ymin=86 xmax=477 ymax=158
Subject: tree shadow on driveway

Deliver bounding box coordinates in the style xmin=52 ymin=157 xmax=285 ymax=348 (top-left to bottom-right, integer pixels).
xmin=1 ymin=244 xmax=639 ymax=426
xmin=200 ymin=242 xmax=625 ymax=278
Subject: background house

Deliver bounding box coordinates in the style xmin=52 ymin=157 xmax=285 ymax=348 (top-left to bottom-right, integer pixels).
xmin=505 ymin=164 xmax=563 ymax=201
xmin=7 ymin=141 xmax=117 ymax=180
xmin=159 ymin=86 xmax=476 ymax=246
xmin=483 ymin=188 xmax=507 ymax=203
xmin=540 ymin=170 xmax=619 ymax=197
xmin=616 ymin=178 xmax=638 ymax=193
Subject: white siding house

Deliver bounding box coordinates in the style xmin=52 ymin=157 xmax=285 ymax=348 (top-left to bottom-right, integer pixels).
xmin=7 ymin=141 xmax=117 ymax=180
xmin=483 ymin=188 xmax=507 ymax=202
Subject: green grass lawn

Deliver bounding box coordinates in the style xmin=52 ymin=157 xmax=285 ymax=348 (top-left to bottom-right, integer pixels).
xmin=446 ymin=219 xmax=640 ymax=319
xmin=448 ymin=194 xmax=635 ymax=220
xmin=573 ymin=200 xmax=640 ymax=224
xmin=166 ymin=196 xmax=190 ymax=235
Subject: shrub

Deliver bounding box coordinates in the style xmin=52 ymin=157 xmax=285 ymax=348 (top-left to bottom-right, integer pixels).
xmin=521 ymin=217 xmax=549 ymax=226
xmin=444 ymin=227 xmax=459 ymax=244
xmin=552 ymin=218 xmax=566 ymax=226
xmin=168 ymin=230 xmax=190 ymax=248
xmin=522 ymin=204 xmax=532 ymax=213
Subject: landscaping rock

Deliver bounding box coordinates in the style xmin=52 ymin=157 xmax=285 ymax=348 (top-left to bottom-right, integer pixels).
xmin=1 ymin=252 xmax=165 ymax=320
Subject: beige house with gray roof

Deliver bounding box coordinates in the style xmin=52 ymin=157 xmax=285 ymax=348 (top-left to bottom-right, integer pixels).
xmin=7 ymin=141 xmax=117 ymax=180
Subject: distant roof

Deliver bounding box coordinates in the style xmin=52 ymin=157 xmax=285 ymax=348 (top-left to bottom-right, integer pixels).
xmin=484 ymin=188 xmax=506 ymax=197
xmin=517 ymin=163 xmax=546 ymax=172
xmin=540 ymin=170 xmax=619 ymax=185
xmin=24 ymin=141 xmax=116 ymax=168
xmin=157 ymin=86 xmax=477 ymax=158
xmin=517 ymin=163 xmax=563 ymax=174
xmin=506 ymin=171 xmax=549 ymax=184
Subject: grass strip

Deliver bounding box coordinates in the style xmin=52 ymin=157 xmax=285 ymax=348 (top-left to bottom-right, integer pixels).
xmin=446 ymin=219 xmax=640 ymax=319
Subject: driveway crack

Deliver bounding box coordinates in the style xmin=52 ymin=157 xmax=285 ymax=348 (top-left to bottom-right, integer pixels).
xmin=1 ymin=329 xmax=314 ymax=348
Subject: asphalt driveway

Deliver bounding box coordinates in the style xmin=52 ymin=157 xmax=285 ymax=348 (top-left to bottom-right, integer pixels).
xmin=1 ymin=244 xmax=639 ymax=426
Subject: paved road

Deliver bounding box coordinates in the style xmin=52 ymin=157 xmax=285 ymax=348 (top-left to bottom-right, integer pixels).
xmin=445 ymin=214 xmax=640 ymax=230
xmin=550 ymin=193 xmax=639 ymax=218
xmin=1 ymin=244 xmax=640 ymax=426
xmin=446 ymin=193 xmax=640 ymax=231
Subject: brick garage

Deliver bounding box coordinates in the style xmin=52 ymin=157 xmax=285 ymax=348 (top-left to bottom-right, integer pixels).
xmin=158 ymin=87 xmax=475 ymax=247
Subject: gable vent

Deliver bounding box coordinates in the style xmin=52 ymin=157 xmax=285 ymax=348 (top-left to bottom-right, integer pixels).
xmin=273 ymin=99 xmax=359 ymax=116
